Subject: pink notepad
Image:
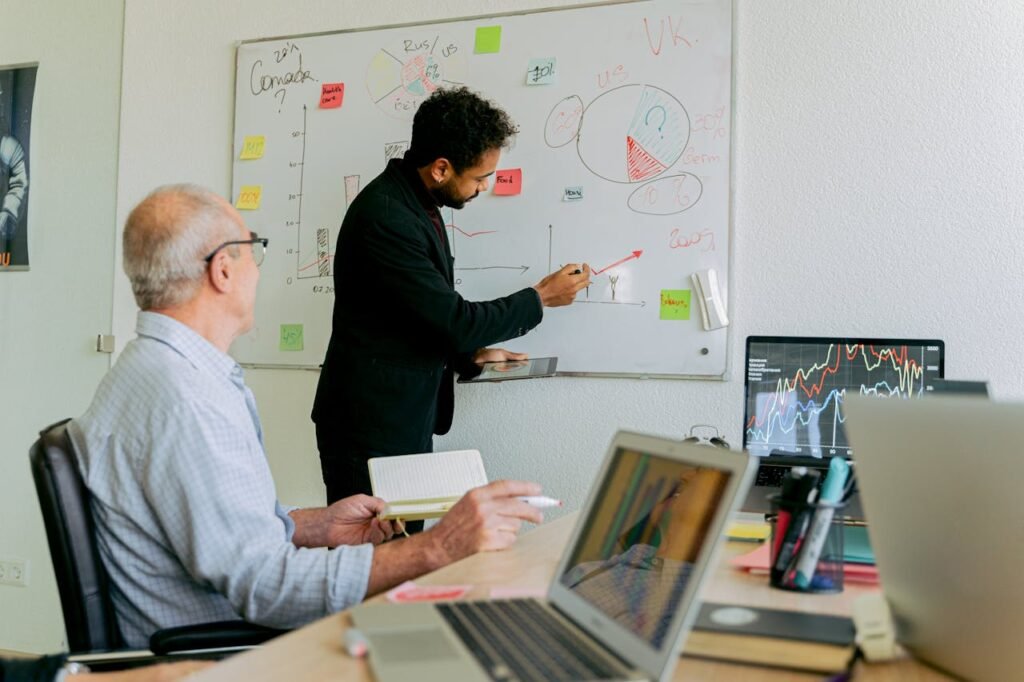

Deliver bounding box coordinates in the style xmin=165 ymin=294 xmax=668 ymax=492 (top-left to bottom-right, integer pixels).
xmin=731 ymin=543 xmax=880 ymax=584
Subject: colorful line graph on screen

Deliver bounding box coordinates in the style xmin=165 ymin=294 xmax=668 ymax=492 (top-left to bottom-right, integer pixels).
xmin=745 ymin=343 xmax=940 ymax=457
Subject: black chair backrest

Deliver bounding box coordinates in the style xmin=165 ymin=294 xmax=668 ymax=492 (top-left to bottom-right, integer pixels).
xmin=30 ymin=419 xmax=124 ymax=652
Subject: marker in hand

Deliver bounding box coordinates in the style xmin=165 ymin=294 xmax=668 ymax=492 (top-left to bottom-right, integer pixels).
xmin=518 ymin=496 xmax=562 ymax=508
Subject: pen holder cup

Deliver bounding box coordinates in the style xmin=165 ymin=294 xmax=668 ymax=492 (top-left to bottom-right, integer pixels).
xmin=767 ymin=495 xmax=845 ymax=594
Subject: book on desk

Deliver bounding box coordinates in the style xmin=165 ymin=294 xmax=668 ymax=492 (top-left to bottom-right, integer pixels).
xmin=685 ymin=602 xmax=856 ymax=674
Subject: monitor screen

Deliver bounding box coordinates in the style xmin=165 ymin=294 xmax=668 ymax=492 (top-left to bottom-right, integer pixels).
xmin=558 ymin=447 xmax=732 ymax=649
xmin=743 ymin=337 xmax=944 ymax=459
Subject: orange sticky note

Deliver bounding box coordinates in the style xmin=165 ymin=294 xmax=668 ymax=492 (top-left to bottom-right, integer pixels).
xmin=493 ymin=168 xmax=522 ymax=196
xmin=320 ymin=82 xmax=344 ymax=109
xmin=235 ymin=185 xmax=262 ymax=210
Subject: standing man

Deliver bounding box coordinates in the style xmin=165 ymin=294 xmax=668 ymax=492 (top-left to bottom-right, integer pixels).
xmin=313 ymin=87 xmax=590 ymax=506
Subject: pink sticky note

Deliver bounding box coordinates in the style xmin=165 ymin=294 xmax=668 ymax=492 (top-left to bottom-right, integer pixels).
xmin=386 ymin=581 xmax=472 ymax=603
xmin=320 ymin=82 xmax=345 ymax=109
xmin=493 ymin=168 xmax=522 ymax=196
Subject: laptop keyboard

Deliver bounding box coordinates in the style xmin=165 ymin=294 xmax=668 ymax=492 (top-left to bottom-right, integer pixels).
xmin=436 ymin=599 xmax=629 ymax=681
xmin=754 ymin=465 xmax=787 ymax=487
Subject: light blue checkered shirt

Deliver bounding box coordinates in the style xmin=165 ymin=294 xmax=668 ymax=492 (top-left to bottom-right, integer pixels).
xmin=68 ymin=312 xmax=373 ymax=648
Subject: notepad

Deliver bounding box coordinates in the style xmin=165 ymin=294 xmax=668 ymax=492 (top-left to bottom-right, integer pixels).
xmin=685 ymin=603 xmax=856 ymax=674
xmin=368 ymin=450 xmax=488 ymax=521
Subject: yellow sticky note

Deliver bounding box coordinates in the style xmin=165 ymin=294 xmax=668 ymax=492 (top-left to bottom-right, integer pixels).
xmin=475 ymin=26 xmax=502 ymax=54
xmin=239 ymin=135 xmax=265 ymax=160
xmin=236 ymin=185 xmax=262 ymax=210
xmin=727 ymin=521 xmax=770 ymax=542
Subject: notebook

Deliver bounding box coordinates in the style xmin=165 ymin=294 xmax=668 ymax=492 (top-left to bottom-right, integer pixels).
xmin=368 ymin=450 xmax=488 ymax=521
xmin=684 ymin=603 xmax=855 ymax=674
xmin=352 ymin=431 xmax=756 ymax=682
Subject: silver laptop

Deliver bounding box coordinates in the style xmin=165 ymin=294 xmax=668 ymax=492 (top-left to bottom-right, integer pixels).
xmin=352 ymin=431 xmax=755 ymax=682
xmin=844 ymin=396 xmax=1024 ymax=681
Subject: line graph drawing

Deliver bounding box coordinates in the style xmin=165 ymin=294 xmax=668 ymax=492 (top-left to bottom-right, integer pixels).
xmin=745 ymin=344 xmax=933 ymax=457
xmin=365 ymin=34 xmax=467 ymax=119
xmin=590 ymin=250 xmax=643 ymax=276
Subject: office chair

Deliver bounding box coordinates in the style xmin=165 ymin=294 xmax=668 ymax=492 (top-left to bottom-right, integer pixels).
xmin=29 ymin=419 xmax=285 ymax=658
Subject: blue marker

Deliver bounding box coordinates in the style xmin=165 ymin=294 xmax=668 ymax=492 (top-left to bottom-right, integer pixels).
xmin=792 ymin=457 xmax=850 ymax=590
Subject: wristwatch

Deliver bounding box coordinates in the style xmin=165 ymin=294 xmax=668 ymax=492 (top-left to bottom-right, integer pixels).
xmin=54 ymin=661 xmax=91 ymax=682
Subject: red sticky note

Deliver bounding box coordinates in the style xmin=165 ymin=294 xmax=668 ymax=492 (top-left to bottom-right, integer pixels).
xmin=493 ymin=168 xmax=522 ymax=196
xmin=319 ymin=82 xmax=344 ymax=109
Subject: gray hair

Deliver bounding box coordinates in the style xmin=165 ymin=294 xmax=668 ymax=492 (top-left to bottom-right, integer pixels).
xmin=123 ymin=184 xmax=239 ymax=310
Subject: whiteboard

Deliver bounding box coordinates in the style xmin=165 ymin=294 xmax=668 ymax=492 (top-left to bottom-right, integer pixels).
xmin=230 ymin=0 xmax=731 ymax=376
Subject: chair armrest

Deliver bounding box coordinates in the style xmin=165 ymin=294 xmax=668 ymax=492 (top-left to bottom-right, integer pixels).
xmin=150 ymin=620 xmax=287 ymax=655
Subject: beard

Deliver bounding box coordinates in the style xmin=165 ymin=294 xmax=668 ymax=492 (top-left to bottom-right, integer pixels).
xmin=431 ymin=181 xmax=479 ymax=210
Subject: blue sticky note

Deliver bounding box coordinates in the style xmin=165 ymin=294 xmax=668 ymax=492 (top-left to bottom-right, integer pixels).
xmin=526 ymin=58 xmax=557 ymax=85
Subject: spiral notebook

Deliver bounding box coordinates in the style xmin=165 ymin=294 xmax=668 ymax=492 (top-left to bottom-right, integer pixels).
xmin=368 ymin=449 xmax=488 ymax=521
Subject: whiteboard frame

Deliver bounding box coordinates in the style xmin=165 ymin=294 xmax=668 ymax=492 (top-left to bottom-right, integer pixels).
xmin=230 ymin=0 xmax=734 ymax=380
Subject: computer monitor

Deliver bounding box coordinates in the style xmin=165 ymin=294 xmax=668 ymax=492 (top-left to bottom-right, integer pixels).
xmin=927 ymin=378 xmax=988 ymax=397
xmin=741 ymin=336 xmax=944 ymax=513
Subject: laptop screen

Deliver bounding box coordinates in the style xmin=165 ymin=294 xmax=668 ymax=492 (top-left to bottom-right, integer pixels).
xmin=743 ymin=337 xmax=944 ymax=459
xmin=558 ymin=447 xmax=731 ymax=649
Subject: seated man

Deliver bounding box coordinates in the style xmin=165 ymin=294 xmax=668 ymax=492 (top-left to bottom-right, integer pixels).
xmin=69 ymin=184 xmax=543 ymax=648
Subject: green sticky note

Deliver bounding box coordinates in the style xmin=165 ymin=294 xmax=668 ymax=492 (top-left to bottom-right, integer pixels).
xmin=659 ymin=289 xmax=691 ymax=320
xmin=280 ymin=324 xmax=304 ymax=351
xmin=475 ymin=25 xmax=502 ymax=54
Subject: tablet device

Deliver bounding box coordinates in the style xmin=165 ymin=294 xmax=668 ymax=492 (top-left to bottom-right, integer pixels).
xmin=457 ymin=356 xmax=558 ymax=383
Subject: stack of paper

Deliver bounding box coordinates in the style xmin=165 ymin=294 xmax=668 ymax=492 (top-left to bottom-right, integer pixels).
xmin=730 ymin=543 xmax=879 ymax=584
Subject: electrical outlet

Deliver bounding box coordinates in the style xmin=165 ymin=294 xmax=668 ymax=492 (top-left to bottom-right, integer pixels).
xmin=0 ymin=559 xmax=28 ymax=587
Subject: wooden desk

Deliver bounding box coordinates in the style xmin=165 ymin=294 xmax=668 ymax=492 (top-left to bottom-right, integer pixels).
xmin=194 ymin=515 xmax=951 ymax=681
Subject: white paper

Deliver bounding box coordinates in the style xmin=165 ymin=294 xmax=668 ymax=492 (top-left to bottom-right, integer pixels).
xmin=369 ymin=449 xmax=488 ymax=502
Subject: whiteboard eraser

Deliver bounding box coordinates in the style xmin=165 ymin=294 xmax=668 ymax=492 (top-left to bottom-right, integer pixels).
xmin=691 ymin=268 xmax=728 ymax=331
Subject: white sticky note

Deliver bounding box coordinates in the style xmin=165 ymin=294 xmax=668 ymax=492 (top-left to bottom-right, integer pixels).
xmin=526 ymin=57 xmax=557 ymax=85
xmin=563 ymin=186 xmax=584 ymax=202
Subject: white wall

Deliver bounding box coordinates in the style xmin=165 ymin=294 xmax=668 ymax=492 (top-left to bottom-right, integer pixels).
xmin=0 ymin=1 xmax=124 ymax=653
xmin=105 ymin=0 xmax=1021 ymax=626
xmin=114 ymin=0 xmax=1024 ymax=521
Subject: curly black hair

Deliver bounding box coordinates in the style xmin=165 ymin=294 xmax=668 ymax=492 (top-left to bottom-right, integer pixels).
xmin=407 ymin=87 xmax=518 ymax=172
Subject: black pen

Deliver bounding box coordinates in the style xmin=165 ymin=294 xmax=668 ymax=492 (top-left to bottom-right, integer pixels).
xmin=771 ymin=470 xmax=820 ymax=584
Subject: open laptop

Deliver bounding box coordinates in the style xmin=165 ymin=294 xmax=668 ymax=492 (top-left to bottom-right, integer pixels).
xmin=741 ymin=336 xmax=945 ymax=516
xmin=844 ymin=396 xmax=1024 ymax=681
xmin=352 ymin=431 xmax=756 ymax=682
xmin=927 ymin=377 xmax=988 ymax=397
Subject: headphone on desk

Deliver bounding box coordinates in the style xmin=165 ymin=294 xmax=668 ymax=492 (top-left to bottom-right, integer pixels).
xmin=682 ymin=424 xmax=731 ymax=449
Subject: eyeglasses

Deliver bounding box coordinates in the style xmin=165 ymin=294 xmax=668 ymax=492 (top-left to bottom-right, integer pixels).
xmin=203 ymin=232 xmax=269 ymax=267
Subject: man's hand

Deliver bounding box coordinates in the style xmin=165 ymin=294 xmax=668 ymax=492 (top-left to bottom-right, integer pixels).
xmin=364 ymin=480 xmax=544 ymax=596
xmin=289 ymin=495 xmax=396 ymax=549
xmin=426 ymin=480 xmax=544 ymax=565
xmin=473 ymin=347 xmax=528 ymax=364
xmin=533 ymin=263 xmax=591 ymax=307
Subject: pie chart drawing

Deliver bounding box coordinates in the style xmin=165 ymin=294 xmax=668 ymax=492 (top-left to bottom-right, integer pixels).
xmin=576 ymin=85 xmax=690 ymax=184
xmin=365 ymin=39 xmax=467 ymax=120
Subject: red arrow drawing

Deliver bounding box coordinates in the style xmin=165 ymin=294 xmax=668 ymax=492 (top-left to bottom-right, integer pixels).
xmin=591 ymin=250 xmax=643 ymax=275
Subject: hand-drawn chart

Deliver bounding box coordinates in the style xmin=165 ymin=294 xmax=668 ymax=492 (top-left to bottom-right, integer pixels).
xmin=231 ymin=0 xmax=732 ymax=375
xmin=547 ymin=85 xmax=690 ymax=184
xmin=366 ymin=35 xmax=467 ymax=119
